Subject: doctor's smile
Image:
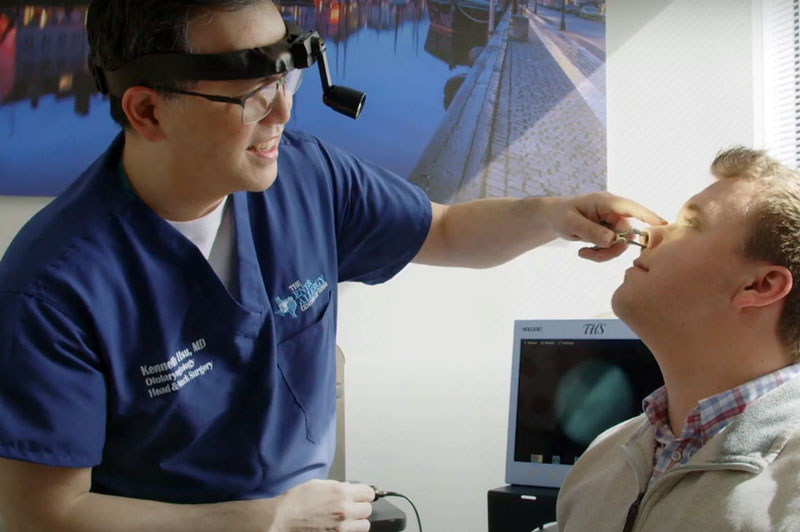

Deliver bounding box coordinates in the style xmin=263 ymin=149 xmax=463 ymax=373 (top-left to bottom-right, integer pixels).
xmin=247 ymin=138 xmax=281 ymax=160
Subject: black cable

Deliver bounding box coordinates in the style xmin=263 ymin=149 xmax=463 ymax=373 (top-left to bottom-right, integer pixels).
xmin=374 ymin=490 xmax=422 ymax=532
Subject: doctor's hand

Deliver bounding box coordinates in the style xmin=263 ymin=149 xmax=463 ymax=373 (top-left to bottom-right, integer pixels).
xmin=271 ymin=479 xmax=374 ymax=532
xmin=543 ymin=191 xmax=666 ymax=262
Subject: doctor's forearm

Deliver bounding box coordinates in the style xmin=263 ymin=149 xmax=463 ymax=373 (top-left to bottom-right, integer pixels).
xmin=414 ymin=197 xmax=560 ymax=268
xmin=79 ymin=493 xmax=276 ymax=532
xmin=5 ymin=491 xmax=279 ymax=532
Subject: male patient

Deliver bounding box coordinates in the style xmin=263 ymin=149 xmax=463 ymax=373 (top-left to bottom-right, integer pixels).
xmin=555 ymin=147 xmax=800 ymax=532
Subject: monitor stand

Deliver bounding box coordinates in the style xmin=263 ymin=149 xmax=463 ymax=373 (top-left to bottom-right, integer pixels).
xmin=488 ymin=485 xmax=559 ymax=531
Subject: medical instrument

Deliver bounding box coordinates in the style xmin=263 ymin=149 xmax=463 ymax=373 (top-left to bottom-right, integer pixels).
xmin=591 ymin=222 xmax=648 ymax=249
xmin=613 ymin=227 xmax=648 ymax=248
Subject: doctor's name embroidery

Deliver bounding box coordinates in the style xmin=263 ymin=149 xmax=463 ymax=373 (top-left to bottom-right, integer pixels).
xmin=139 ymin=338 xmax=214 ymax=399
xmin=274 ymin=275 xmax=329 ymax=318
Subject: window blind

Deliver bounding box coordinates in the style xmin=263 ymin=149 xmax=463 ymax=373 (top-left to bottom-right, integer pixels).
xmin=763 ymin=0 xmax=799 ymax=168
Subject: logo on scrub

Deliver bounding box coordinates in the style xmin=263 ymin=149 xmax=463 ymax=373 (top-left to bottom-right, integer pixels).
xmin=273 ymin=275 xmax=329 ymax=318
xmin=274 ymin=295 xmax=298 ymax=318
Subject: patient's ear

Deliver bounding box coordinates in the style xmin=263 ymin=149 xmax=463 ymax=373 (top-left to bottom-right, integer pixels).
xmin=734 ymin=266 xmax=793 ymax=309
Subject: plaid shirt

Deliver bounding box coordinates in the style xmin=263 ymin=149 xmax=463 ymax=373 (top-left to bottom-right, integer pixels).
xmin=643 ymin=363 xmax=800 ymax=480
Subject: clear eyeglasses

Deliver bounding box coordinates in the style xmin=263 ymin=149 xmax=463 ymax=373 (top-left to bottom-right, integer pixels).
xmin=162 ymin=68 xmax=303 ymax=124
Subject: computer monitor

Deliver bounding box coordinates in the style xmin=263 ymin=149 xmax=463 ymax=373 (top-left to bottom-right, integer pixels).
xmin=505 ymin=319 xmax=663 ymax=488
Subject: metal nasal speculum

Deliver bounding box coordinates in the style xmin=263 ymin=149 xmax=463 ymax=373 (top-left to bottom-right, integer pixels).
xmin=594 ymin=222 xmax=649 ymax=249
xmin=613 ymin=227 xmax=649 ymax=248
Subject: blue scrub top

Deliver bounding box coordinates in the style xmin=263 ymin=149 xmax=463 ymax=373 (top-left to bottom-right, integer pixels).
xmin=0 ymin=130 xmax=431 ymax=503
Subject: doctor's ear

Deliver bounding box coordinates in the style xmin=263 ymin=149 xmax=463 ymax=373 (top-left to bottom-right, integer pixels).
xmin=120 ymin=86 xmax=168 ymax=142
xmin=734 ymin=266 xmax=793 ymax=309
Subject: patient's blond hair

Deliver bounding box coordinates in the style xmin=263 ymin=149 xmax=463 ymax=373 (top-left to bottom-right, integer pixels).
xmin=711 ymin=147 xmax=800 ymax=359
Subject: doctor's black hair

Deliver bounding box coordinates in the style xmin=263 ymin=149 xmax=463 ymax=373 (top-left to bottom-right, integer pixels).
xmin=86 ymin=0 xmax=270 ymax=129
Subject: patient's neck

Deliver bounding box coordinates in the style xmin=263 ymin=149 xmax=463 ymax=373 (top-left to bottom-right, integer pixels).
xmin=645 ymin=331 xmax=791 ymax=436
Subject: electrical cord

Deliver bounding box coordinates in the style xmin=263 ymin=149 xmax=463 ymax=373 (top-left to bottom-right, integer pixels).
xmin=374 ymin=489 xmax=422 ymax=532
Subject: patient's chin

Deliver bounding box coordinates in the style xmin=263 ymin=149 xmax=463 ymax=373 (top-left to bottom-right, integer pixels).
xmin=611 ymin=289 xmax=655 ymax=341
xmin=611 ymin=285 xmax=636 ymax=325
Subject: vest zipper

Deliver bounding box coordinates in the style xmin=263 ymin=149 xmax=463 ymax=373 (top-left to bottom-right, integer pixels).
xmin=622 ymin=491 xmax=645 ymax=532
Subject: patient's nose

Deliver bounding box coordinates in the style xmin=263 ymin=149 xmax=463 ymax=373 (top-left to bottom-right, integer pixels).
xmin=644 ymin=227 xmax=663 ymax=249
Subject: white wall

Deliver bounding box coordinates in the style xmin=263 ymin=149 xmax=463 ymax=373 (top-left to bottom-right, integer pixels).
xmin=0 ymin=196 xmax=51 ymax=252
xmin=0 ymin=0 xmax=758 ymax=530
xmin=338 ymin=0 xmax=758 ymax=530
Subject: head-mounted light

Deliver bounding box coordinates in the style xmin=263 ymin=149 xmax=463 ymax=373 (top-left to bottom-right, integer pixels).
xmin=91 ymin=21 xmax=365 ymax=119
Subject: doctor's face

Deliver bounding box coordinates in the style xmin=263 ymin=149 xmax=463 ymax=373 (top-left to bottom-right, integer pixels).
xmin=612 ymin=178 xmax=757 ymax=334
xmin=158 ymin=1 xmax=291 ymax=196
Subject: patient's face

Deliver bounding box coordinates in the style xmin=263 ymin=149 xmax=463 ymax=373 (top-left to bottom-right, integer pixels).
xmin=612 ymin=178 xmax=757 ymax=333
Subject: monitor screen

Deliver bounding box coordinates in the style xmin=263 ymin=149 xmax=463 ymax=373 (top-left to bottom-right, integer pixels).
xmin=505 ymin=320 xmax=663 ymax=488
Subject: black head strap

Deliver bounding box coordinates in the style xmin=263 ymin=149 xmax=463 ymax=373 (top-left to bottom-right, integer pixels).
xmin=94 ymin=21 xmax=316 ymax=96
xmin=91 ymin=20 xmax=365 ymax=119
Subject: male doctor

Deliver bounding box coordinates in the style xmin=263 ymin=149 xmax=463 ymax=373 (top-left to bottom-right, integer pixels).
xmin=0 ymin=1 xmax=663 ymax=531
